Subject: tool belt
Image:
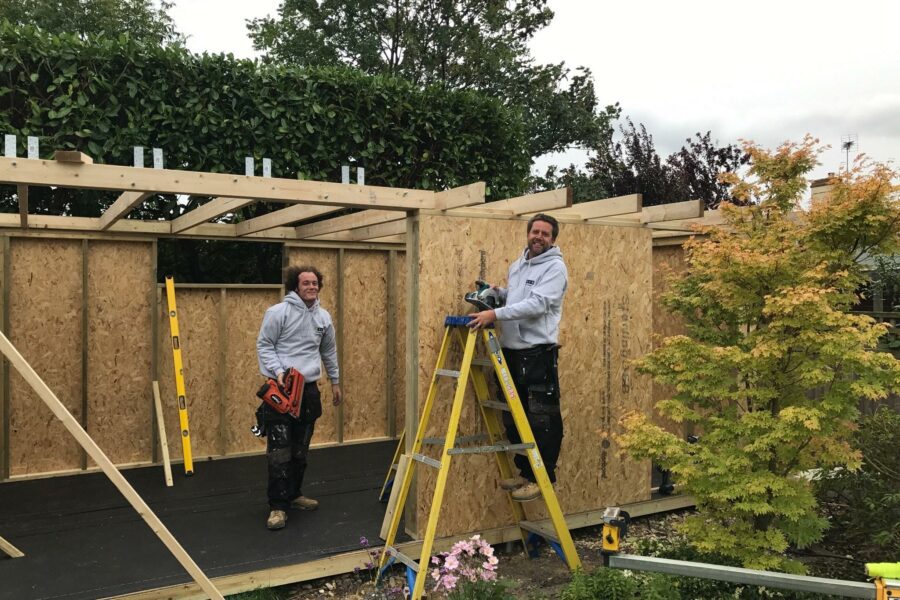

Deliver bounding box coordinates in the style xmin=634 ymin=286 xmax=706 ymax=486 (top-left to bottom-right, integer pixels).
xmin=256 ymin=367 xmax=304 ymax=418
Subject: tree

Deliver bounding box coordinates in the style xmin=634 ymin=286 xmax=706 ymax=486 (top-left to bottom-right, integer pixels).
xmin=619 ymin=137 xmax=900 ymax=572
xmin=531 ymin=118 xmax=747 ymax=206
xmin=0 ymin=0 xmax=183 ymax=45
xmin=247 ymin=0 xmax=618 ymax=160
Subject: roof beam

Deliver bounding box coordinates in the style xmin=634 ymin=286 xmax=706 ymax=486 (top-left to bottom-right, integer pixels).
xmin=98 ymin=191 xmax=154 ymax=230
xmin=0 ymin=157 xmax=436 ymax=210
xmin=294 ymin=182 xmax=485 ymax=239
xmin=465 ymin=187 xmax=569 ymax=215
xmin=530 ymin=193 xmax=642 ymax=220
xmin=171 ymin=197 xmax=258 ymax=233
xmin=235 ymin=204 xmax=343 ymax=237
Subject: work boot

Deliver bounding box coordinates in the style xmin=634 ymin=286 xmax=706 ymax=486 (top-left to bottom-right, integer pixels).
xmin=511 ymin=482 xmax=541 ymax=502
xmin=290 ymin=496 xmax=319 ymax=510
xmin=266 ymin=509 xmax=287 ymax=530
xmin=499 ymin=475 xmax=527 ymax=491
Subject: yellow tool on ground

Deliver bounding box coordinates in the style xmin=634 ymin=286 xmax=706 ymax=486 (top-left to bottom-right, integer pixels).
xmin=165 ymin=276 xmax=193 ymax=476
xmin=600 ymin=506 xmax=630 ymax=564
xmin=377 ymin=316 xmax=581 ymax=600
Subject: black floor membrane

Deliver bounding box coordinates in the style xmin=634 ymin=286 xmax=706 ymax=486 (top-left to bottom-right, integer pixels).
xmin=0 ymin=440 xmax=398 ymax=599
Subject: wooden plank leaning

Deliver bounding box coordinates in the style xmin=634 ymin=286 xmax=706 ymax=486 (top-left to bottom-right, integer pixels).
xmin=0 ymin=331 xmax=223 ymax=599
xmin=0 ymin=535 xmax=24 ymax=558
xmin=152 ymin=381 xmax=174 ymax=487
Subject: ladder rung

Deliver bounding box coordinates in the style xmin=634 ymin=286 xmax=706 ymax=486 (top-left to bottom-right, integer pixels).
xmin=472 ymin=358 xmax=492 ymax=367
xmin=518 ymin=520 xmax=560 ymax=544
xmin=481 ymin=400 xmax=510 ymax=411
xmin=448 ymin=442 xmax=535 ymax=455
xmin=436 ymin=369 xmax=461 ymax=378
xmin=423 ymin=433 xmax=490 ymax=446
xmin=385 ymin=545 xmax=420 ymax=572
xmin=412 ymin=453 xmax=442 ymax=469
xmin=389 ymin=463 xmax=398 ymax=471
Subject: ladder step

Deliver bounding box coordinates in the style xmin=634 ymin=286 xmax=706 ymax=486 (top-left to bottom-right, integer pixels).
xmin=436 ymin=369 xmax=461 ymax=378
xmin=518 ymin=520 xmax=561 ymax=544
xmin=448 ymin=442 xmax=535 ymax=455
xmin=423 ymin=433 xmax=490 ymax=446
xmin=472 ymin=358 xmax=492 ymax=367
xmin=389 ymin=463 xmax=398 ymax=471
xmin=481 ymin=400 xmax=510 ymax=411
xmin=412 ymin=453 xmax=442 ymax=469
xmin=385 ymin=545 xmax=420 ymax=572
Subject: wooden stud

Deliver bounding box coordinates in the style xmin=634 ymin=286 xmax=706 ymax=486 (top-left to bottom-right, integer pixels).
xmin=386 ymin=250 xmax=397 ymax=438
xmin=0 ymin=330 xmax=224 ymax=599
xmin=235 ymin=204 xmax=342 ymax=237
xmin=171 ymin=197 xmax=257 ymax=233
xmin=403 ymin=216 xmax=420 ymax=535
xmin=336 ymin=248 xmax=344 ymax=443
xmin=16 ymin=185 xmax=27 ymax=228
xmin=81 ymin=239 xmax=89 ymax=470
xmin=380 ymin=453 xmax=410 ymax=540
xmin=98 ymin=192 xmax=153 ymax=230
xmin=0 ymin=236 xmax=8 ymax=481
xmin=152 ymin=381 xmax=174 ymax=487
xmin=150 ymin=240 xmax=159 ymax=464
xmin=0 ymin=535 xmax=24 ymax=558
xmin=218 ymin=288 xmax=227 ymax=456
xmin=52 ymin=150 xmax=93 ymax=164
xmin=0 ymin=157 xmax=435 ymax=210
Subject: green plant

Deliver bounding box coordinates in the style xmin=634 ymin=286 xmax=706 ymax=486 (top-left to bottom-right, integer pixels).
xmin=446 ymin=579 xmax=516 ymax=600
xmin=561 ymin=567 xmax=636 ymax=600
xmin=815 ymin=407 xmax=900 ymax=555
xmin=620 ymin=140 xmax=900 ymax=572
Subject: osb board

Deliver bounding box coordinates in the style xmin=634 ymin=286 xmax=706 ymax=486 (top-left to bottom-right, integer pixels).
xmin=8 ymin=239 xmax=83 ymax=475
xmin=224 ymin=288 xmax=283 ymax=454
xmin=393 ymin=252 xmax=407 ymax=437
xmin=412 ymin=215 xmax=653 ymax=538
xmin=286 ymin=248 xmax=338 ymax=444
xmin=86 ymin=241 xmax=153 ymax=466
xmin=651 ymin=245 xmax=689 ymax=437
xmin=157 ymin=289 xmax=221 ymax=459
xmin=342 ymin=251 xmax=389 ymax=440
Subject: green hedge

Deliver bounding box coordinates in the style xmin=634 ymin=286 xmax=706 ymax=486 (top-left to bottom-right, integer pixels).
xmin=0 ymin=23 xmax=530 ymax=217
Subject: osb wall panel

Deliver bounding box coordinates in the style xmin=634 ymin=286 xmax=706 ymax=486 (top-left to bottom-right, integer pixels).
xmin=86 ymin=241 xmax=153 ymax=466
xmin=286 ymin=247 xmax=338 ymax=444
xmin=224 ymin=288 xmax=282 ymax=454
xmin=158 ymin=289 xmax=221 ymax=459
xmin=412 ymin=215 xmax=653 ymax=538
xmin=8 ymin=239 xmax=83 ymax=475
xmin=342 ymin=251 xmax=389 ymax=440
xmin=651 ymin=245 xmax=689 ymax=438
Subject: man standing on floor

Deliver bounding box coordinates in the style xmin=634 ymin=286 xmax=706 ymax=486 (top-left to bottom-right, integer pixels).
xmin=257 ymin=265 xmax=342 ymax=530
xmin=468 ymin=213 xmax=568 ymax=502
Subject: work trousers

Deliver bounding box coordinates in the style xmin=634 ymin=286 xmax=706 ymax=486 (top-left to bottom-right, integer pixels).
xmin=499 ymin=345 xmax=564 ymax=484
xmin=264 ymin=382 xmax=321 ymax=510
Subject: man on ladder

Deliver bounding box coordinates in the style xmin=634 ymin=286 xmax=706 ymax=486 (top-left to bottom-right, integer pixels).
xmin=468 ymin=213 xmax=568 ymax=502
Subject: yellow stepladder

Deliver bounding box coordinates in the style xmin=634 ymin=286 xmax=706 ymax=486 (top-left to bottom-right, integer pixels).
xmin=164 ymin=276 xmax=193 ymax=476
xmin=379 ymin=430 xmax=405 ymax=502
xmin=377 ymin=316 xmax=580 ymax=600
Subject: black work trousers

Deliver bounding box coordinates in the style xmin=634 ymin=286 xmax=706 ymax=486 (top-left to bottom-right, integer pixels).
xmin=499 ymin=345 xmax=564 ymax=484
xmin=264 ymin=382 xmax=322 ymax=510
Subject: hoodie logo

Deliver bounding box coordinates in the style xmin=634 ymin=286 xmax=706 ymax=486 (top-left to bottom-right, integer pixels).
xmin=316 ymin=326 xmax=324 ymax=333
xmin=525 ymin=279 xmax=535 ymax=286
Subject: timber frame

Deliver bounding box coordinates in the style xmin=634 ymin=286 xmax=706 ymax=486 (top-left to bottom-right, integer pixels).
xmin=0 ymin=152 xmax=712 ymax=597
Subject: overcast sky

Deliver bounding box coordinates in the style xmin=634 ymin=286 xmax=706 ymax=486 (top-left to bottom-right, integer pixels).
xmin=169 ymin=0 xmax=900 ymax=181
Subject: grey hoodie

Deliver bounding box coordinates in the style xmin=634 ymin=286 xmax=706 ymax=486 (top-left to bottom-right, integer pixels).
xmin=493 ymin=245 xmax=568 ymax=350
xmin=257 ymin=292 xmax=339 ymax=383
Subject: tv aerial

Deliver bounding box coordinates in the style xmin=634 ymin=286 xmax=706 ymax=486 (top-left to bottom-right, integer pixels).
xmin=841 ymin=134 xmax=858 ymax=171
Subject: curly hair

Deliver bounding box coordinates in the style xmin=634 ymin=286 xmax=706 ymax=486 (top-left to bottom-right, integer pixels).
xmin=284 ymin=265 xmax=324 ymax=293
